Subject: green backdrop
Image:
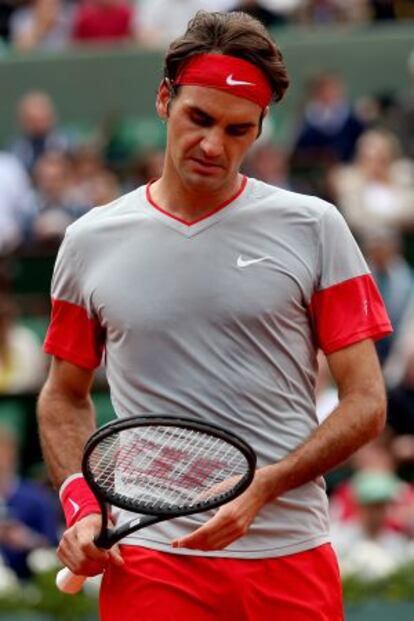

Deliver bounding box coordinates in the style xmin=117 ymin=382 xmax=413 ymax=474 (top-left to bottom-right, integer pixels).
xmin=0 ymin=23 xmax=413 ymax=147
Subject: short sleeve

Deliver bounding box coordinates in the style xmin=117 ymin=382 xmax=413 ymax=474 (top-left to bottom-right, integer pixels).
xmin=309 ymin=206 xmax=392 ymax=354
xmin=43 ymin=233 xmax=105 ymax=370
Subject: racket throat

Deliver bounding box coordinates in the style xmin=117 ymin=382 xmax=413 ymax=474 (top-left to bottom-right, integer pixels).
xmin=95 ymin=514 xmax=169 ymax=548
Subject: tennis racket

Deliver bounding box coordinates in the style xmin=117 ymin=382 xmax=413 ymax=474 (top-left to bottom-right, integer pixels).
xmin=56 ymin=415 xmax=256 ymax=594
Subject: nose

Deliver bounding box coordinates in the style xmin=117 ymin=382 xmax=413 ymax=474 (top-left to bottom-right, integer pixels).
xmin=199 ymin=128 xmax=224 ymax=160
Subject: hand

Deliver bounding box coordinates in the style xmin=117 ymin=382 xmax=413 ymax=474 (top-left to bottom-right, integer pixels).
xmin=57 ymin=514 xmax=124 ymax=577
xmin=171 ymin=472 xmax=270 ymax=551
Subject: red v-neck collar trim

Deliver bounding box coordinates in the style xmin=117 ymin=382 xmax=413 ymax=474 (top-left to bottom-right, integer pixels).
xmin=146 ymin=176 xmax=247 ymax=226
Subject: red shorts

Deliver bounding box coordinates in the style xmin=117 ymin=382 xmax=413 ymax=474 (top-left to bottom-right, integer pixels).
xmin=100 ymin=543 xmax=343 ymax=621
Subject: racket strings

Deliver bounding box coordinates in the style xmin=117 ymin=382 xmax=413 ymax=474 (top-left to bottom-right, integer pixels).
xmin=88 ymin=424 xmax=249 ymax=512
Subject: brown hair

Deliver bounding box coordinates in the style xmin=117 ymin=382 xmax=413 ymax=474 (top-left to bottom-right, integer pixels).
xmin=164 ymin=11 xmax=289 ymax=105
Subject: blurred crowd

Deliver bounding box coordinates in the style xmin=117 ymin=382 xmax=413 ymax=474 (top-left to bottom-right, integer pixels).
xmin=0 ymin=0 xmax=413 ymax=53
xmin=0 ymin=8 xmax=414 ymax=592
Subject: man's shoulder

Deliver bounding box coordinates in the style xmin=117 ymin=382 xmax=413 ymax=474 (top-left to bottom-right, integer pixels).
xmin=247 ymin=177 xmax=333 ymax=220
xmin=66 ymin=185 xmax=145 ymax=237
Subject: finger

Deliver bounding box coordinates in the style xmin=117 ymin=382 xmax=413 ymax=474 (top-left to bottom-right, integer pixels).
xmin=172 ymin=520 xmax=230 ymax=550
xmin=108 ymin=545 xmax=124 ymax=566
xmin=78 ymin=540 xmax=110 ymax=562
xmin=58 ymin=531 xmax=109 ymax=569
xmin=57 ymin=546 xmax=106 ymax=576
xmin=58 ymin=538 xmax=108 ymax=567
xmin=172 ymin=511 xmax=248 ymax=550
xmin=172 ymin=524 xmax=238 ymax=550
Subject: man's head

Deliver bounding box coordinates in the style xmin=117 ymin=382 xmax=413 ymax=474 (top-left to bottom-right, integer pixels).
xmin=18 ymin=91 xmax=57 ymax=138
xmin=156 ymin=11 xmax=289 ymax=193
xmin=356 ymin=129 xmax=401 ymax=180
xmin=308 ymin=72 xmax=345 ymax=107
xmin=352 ymin=470 xmax=401 ymax=536
xmin=163 ymin=11 xmax=289 ymax=106
xmin=34 ymin=151 xmax=72 ymax=201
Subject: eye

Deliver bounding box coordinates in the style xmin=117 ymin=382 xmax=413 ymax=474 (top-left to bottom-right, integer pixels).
xmin=189 ymin=112 xmax=212 ymax=127
xmin=227 ymin=126 xmax=251 ymax=137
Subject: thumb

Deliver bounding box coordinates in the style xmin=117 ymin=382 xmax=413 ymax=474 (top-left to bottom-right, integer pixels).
xmin=108 ymin=545 xmax=124 ymax=566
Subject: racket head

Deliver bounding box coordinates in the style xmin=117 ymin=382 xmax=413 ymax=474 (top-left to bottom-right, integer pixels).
xmin=82 ymin=415 xmax=256 ymax=518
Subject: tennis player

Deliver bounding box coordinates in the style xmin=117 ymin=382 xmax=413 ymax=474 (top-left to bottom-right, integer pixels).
xmin=37 ymin=10 xmax=392 ymax=621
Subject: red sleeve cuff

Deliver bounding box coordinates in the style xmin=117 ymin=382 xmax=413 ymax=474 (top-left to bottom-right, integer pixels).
xmin=44 ymin=298 xmax=105 ymax=369
xmin=309 ymin=274 xmax=393 ymax=354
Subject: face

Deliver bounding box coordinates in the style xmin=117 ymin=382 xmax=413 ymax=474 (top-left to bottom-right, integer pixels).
xmin=156 ymin=83 xmax=262 ymax=194
xmin=316 ymin=76 xmax=344 ymax=106
xmin=358 ymin=135 xmax=394 ymax=178
xmin=19 ymin=93 xmax=56 ymax=137
xmin=34 ymin=154 xmax=69 ymax=199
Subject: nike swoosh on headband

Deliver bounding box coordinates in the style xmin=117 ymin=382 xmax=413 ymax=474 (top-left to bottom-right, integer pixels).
xmin=226 ymin=74 xmax=255 ymax=87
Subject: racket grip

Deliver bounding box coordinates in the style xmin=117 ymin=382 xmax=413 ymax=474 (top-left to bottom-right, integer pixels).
xmin=56 ymin=567 xmax=87 ymax=594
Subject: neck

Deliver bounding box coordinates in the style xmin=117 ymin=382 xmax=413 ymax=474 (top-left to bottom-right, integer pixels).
xmin=150 ymin=165 xmax=244 ymax=224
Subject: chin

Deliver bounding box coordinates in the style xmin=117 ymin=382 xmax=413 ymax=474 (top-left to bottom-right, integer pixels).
xmin=182 ymin=168 xmax=228 ymax=192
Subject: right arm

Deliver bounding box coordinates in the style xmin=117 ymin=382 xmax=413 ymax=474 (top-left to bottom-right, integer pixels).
xmin=37 ymin=357 xmax=96 ymax=486
xmin=37 ymin=358 xmax=123 ymax=575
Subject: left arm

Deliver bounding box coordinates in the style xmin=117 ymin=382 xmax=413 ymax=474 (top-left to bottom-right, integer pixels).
xmin=173 ymin=338 xmax=386 ymax=550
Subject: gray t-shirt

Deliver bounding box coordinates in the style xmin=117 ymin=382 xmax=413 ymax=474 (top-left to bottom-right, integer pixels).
xmin=44 ymin=177 xmax=391 ymax=558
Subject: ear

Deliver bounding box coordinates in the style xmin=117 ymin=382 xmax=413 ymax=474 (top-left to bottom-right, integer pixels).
xmin=156 ymin=80 xmax=171 ymax=121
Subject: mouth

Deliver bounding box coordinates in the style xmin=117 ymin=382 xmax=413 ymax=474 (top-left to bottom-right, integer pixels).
xmin=189 ymin=158 xmax=223 ymax=175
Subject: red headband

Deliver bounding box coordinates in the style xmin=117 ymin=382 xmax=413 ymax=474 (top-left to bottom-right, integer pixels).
xmin=175 ymin=54 xmax=272 ymax=110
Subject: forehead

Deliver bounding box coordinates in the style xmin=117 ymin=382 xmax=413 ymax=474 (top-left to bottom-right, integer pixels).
xmin=175 ymin=85 xmax=262 ymax=124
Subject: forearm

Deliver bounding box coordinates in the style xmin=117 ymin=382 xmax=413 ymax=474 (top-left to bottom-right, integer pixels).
xmin=37 ymin=380 xmax=96 ymax=488
xmin=255 ymin=388 xmax=386 ymax=503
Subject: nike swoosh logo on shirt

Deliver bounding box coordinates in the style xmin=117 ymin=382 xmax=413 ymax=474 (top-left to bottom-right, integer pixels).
xmin=237 ymin=255 xmax=271 ymax=268
xmin=68 ymin=498 xmax=80 ymax=517
xmin=226 ymin=74 xmax=255 ymax=87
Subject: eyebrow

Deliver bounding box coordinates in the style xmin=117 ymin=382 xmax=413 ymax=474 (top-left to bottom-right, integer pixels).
xmin=188 ymin=105 xmax=257 ymax=129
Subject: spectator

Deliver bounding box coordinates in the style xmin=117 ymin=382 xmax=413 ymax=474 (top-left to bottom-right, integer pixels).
xmin=360 ymin=228 xmax=413 ymax=365
xmin=30 ymin=151 xmax=91 ymax=246
xmin=291 ymin=71 xmax=365 ymax=196
xmin=88 ymin=170 xmax=121 ymax=205
xmin=10 ymin=0 xmax=73 ymax=52
xmin=331 ymin=470 xmax=414 ymax=580
xmin=0 ymin=294 xmax=46 ymax=394
xmin=71 ymin=144 xmax=109 ymax=203
xmin=384 ymin=292 xmax=414 ymax=387
xmin=388 ymin=352 xmax=414 ymax=438
xmin=72 ymin=0 xmax=134 ymax=44
xmin=394 ymin=0 xmax=414 ymax=18
xmin=330 ymin=438 xmax=414 ymax=535
xmin=135 ymin=0 xmax=234 ymax=48
xmin=297 ymin=0 xmax=370 ymax=24
xmin=0 ymin=0 xmax=22 ymax=42
xmin=388 ymin=49 xmax=414 ymax=160
xmin=230 ymin=0 xmax=302 ymax=28
xmin=369 ymin=0 xmax=396 ymax=20
xmin=243 ymin=143 xmax=292 ymax=189
xmin=126 ymin=148 xmax=165 ymax=188
xmin=9 ymin=91 xmax=70 ymax=174
xmin=0 ymin=152 xmax=35 ymax=255
xmin=0 ymin=425 xmax=58 ymax=580
xmin=331 ymin=129 xmax=414 ymax=237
